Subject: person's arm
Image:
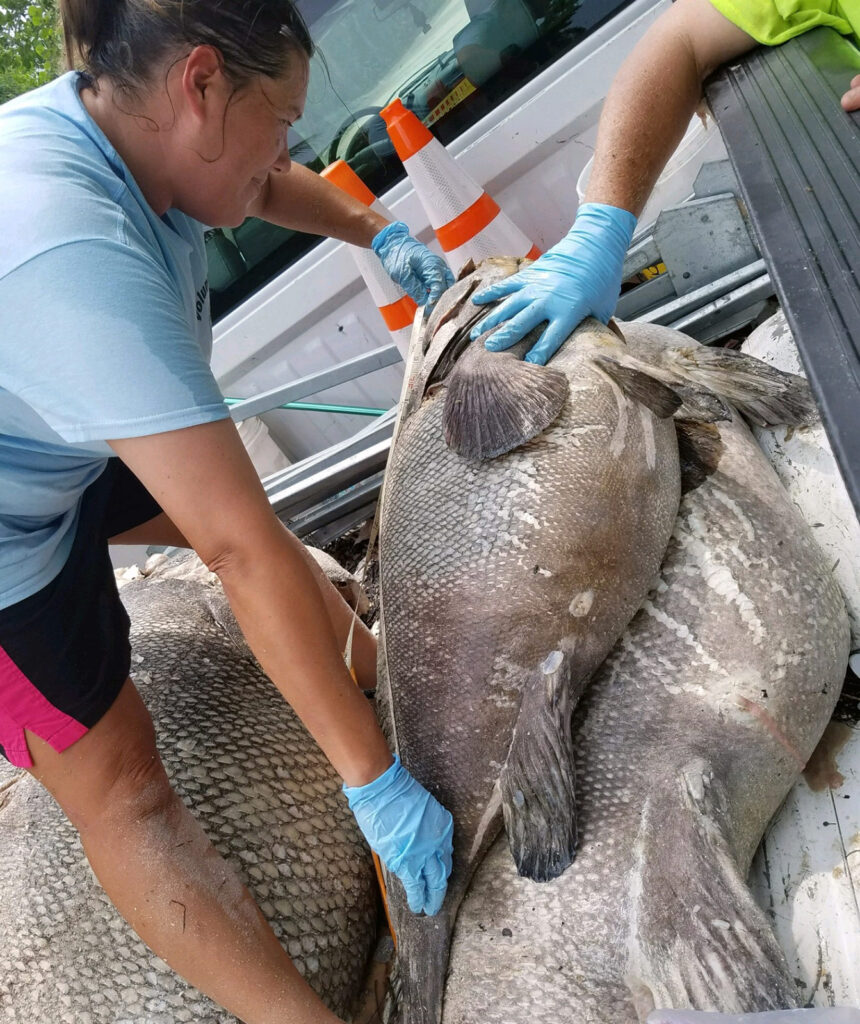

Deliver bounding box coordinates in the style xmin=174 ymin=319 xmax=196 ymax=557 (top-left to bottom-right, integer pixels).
xmin=249 ymin=162 xmax=454 ymax=304
xmin=249 ymin=161 xmax=387 ymax=245
xmin=584 ymin=0 xmax=757 ymax=213
xmin=109 ymin=419 xmax=454 ymax=915
xmin=470 ymin=0 xmax=756 ymax=363
xmin=110 ymin=418 xmax=390 ymax=785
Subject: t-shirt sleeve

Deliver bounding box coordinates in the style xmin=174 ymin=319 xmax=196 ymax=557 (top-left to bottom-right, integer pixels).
xmin=708 ymin=0 xmax=858 ymax=46
xmin=1 ymin=236 xmax=229 ymax=444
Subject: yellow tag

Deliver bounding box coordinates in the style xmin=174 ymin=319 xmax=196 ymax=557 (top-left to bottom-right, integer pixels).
xmin=641 ymin=262 xmax=667 ymax=281
xmin=426 ymin=78 xmax=476 ymax=127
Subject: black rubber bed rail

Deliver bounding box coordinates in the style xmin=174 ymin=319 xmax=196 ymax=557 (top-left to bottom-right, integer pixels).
xmin=706 ymin=27 xmax=860 ymax=516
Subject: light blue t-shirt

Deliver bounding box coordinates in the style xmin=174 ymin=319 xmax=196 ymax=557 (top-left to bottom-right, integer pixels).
xmin=0 ymin=72 xmax=229 ymax=610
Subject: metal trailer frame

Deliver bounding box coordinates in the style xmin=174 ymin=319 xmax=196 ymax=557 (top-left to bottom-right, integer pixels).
xmin=706 ymin=27 xmax=860 ymax=516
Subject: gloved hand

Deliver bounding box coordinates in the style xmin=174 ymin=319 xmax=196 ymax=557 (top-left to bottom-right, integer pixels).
xmin=372 ymin=221 xmax=455 ymax=309
xmin=343 ymin=754 xmax=454 ymax=916
xmin=469 ymin=203 xmax=637 ymax=365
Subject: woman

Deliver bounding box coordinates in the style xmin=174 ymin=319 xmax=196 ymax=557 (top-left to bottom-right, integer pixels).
xmin=0 ymin=2 xmax=454 ymax=1022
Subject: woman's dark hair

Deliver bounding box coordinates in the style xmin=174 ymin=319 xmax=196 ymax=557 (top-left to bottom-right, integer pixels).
xmin=60 ymin=0 xmax=314 ymax=92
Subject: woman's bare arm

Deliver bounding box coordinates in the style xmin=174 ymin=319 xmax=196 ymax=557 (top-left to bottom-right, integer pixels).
xmin=585 ymin=0 xmax=757 ymax=215
xmin=109 ymin=419 xmax=391 ymax=787
xmin=248 ymin=161 xmax=387 ymax=244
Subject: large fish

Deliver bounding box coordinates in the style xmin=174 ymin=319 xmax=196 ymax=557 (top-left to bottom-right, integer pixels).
xmin=441 ymin=320 xmax=851 ymax=1024
xmin=0 ymin=555 xmax=379 ymax=1023
xmin=376 ymin=260 xmax=817 ymax=1024
xmin=741 ymin=309 xmax=860 ymax=648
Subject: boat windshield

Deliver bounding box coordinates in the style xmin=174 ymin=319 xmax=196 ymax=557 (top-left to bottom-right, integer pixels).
xmin=207 ymin=0 xmax=634 ymax=320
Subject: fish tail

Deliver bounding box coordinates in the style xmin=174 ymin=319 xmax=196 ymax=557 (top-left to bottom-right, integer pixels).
xmin=442 ymin=342 xmax=569 ymax=460
xmin=624 ymin=758 xmax=798 ymax=1016
xmin=659 ymin=346 xmax=818 ymax=427
xmin=500 ymin=650 xmax=578 ymax=882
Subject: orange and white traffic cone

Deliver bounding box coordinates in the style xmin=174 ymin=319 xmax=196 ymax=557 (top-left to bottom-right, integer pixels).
xmin=321 ymin=160 xmax=416 ymax=359
xmin=380 ymin=98 xmax=540 ymax=277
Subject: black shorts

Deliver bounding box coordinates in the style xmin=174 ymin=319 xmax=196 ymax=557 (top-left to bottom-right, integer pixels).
xmin=0 ymin=460 xmax=162 ymax=768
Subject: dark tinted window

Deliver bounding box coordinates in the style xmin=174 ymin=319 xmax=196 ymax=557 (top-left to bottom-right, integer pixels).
xmin=208 ymin=0 xmax=634 ymax=321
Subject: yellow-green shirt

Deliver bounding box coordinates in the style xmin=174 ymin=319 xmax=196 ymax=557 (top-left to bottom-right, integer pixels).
xmin=709 ymin=0 xmax=860 ymax=45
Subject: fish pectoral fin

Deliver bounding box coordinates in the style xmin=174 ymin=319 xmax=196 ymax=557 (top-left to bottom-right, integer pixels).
xmin=662 ymin=346 xmax=818 ymax=427
xmin=624 ymin=758 xmax=797 ymax=1015
xmin=499 ymin=651 xmax=578 ymax=882
xmin=592 ymin=357 xmax=683 ymax=419
xmin=442 ymin=343 xmax=570 ymax=460
xmin=675 ymin=420 xmax=725 ymax=494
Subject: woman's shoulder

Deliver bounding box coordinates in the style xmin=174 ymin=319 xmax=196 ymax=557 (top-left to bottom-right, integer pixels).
xmin=2 ymin=72 xmax=126 ymax=201
xmin=0 ymin=75 xmax=183 ymax=285
xmin=2 ymin=75 xmax=124 ymax=234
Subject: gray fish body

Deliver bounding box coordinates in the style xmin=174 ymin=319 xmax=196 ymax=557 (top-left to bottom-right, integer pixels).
xmin=442 ymin=321 xmax=851 ymax=1024
xmin=378 ymin=270 xmax=683 ymax=1022
xmin=0 ymin=561 xmax=378 ymax=1023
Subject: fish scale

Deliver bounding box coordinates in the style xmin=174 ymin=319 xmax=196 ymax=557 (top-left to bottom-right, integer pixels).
xmin=0 ymin=566 xmax=378 ymax=1023
xmin=441 ymin=321 xmax=850 ymax=1024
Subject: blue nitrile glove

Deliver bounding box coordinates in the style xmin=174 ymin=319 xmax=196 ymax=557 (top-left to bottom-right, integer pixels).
xmin=469 ymin=203 xmax=637 ymax=364
xmin=371 ymin=221 xmax=455 ymax=308
xmin=343 ymin=754 xmax=454 ymax=916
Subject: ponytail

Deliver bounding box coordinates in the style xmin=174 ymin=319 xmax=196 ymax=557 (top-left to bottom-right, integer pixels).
xmin=59 ymin=0 xmax=116 ymax=72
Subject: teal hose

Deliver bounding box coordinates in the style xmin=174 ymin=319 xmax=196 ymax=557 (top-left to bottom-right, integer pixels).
xmin=224 ymin=398 xmax=386 ymax=417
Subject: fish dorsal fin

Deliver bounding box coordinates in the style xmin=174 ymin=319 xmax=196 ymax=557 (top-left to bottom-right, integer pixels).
xmin=442 ymin=342 xmax=570 ymax=460
xmin=425 ymin=276 xmax=481 ymax=348
xmin=400 ymin=313 xmax=476 ymax=423
xmin=606 ymin=317 xmax=626 ymax=342
xmin=675 ymin=419 xmax=725 ymax=493
xmin=500 ymin=649 xmax=578 ymax=881
xmin=456 ymin=257 xmax=477 ymax=281
xmin=592 ymin=356 xmax=682 ymax=419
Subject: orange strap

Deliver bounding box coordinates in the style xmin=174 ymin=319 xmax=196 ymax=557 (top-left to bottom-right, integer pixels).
xmin=379 ymin=294 xmax=418 ymax=331
xmin=348 ymin=665 xmax=397 ymax=946
xmin=435 ymin=192 xmax=500 ymax=252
